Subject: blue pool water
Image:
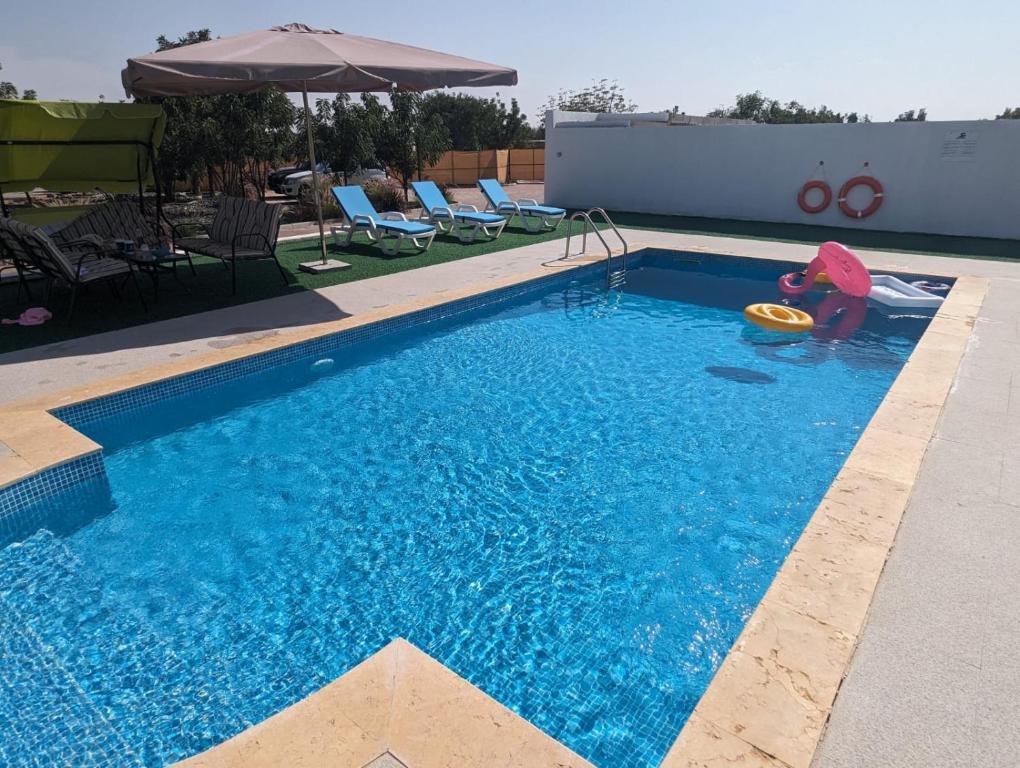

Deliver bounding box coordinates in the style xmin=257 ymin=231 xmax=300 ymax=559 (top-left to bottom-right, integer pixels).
xmin=0 ymin=254 xmax=935 ymax=767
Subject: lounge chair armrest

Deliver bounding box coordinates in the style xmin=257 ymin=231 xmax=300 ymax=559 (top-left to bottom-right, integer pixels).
xmin=381 ymin=211 xmax=408 ymax=221
xmin=454 ymin=204 xmax=479 ymax=212
xmin=429 ymin=206 xmax=454 ymax=219
xmin=350 ymin=214 xmax=376 ymax=227
xmin=495 ymin=201 xmax=521 ymax=214
xmin=518 ymin=198 xmax=539 ymax=206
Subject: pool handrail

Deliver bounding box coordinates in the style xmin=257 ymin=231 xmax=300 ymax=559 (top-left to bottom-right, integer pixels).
xmin=563 ymin=208 xmax=628 ymax=288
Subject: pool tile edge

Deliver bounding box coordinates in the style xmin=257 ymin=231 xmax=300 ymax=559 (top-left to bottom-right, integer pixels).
xmin=661 ymin=274 xmax=990 ymax=768
xmin=0 ymin=252 xmax=615 ymax=496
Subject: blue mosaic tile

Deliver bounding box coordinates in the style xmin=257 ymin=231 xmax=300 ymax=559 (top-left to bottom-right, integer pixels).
xmin=53 ymin=256 xmax=635 ymax=431
xmin=9 ymin=254 xmax=645 ymax=524
xmin=0 ymin=591 xmax=143 ymax=767
xmin=0 ymin=453 xmax=106 ymax=523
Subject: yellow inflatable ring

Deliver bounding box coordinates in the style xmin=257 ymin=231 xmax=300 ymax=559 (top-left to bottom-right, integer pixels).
xmin=743 ymin=303 xmax=814 ymax=333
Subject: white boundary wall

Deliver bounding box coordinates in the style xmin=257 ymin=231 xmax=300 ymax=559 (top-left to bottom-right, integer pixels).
xmin=544 ymin=111 xmax=1020 ymax=240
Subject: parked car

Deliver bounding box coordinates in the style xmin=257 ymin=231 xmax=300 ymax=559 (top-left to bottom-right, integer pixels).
xmin=280 ymin=164 xmax=332 ymax=197
xmin=267 ymin=162 xmax=308 ymax=193
xmin=285 ymin=167 xmax=388 ymax=198
xmin=342 ymin=167 xmax=389 ymax=186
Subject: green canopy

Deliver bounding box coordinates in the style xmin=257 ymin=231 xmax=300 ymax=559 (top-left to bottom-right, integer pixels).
xmin=0 ymin=99 xmax=165 ymax=193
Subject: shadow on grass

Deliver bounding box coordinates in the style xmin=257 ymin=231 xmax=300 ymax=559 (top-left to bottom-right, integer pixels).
xmin=0 ymin=257 xmax=349 ymax=360
xmin=0 ymin=222 xmax=569 ymax=358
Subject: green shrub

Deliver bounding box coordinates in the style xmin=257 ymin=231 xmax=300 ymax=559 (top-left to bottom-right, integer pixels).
xmin=287 ymin=176 xmax=342 ymax=222
xmin=363 ymin=178 xmax=406 ymax=213
xmin=433 ymin=180 xmax=456 ymax=204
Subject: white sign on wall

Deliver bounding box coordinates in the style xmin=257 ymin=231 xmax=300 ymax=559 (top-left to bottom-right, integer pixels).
xmin=941 ymin=130 xmax=978 ymax=161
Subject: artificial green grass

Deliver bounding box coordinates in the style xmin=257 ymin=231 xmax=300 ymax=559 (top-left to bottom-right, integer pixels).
xmin=0 ymin=223 xmax=571 ymax=354
xmin=607 ymin=211 xmax=1020 ymax=261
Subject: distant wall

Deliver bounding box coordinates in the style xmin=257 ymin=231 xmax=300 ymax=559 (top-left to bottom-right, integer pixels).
xmin=544 ymin=111 xmax=1020 ymax=239
xmin=421 ymin=149 xmax=545 ymax=186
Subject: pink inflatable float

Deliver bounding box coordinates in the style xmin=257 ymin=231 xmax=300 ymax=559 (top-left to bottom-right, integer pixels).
xmin=810 ymin=293 xmax=868 ymax=342
xmin=778 ymin=241 xmax=872 ymax=298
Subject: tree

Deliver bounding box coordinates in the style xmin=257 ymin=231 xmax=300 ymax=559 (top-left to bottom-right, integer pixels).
xmin=543 ymin=79 xmax=637 ymax=118
xmin=156 ymin=29 xmax=213 ymax=50
xmin=894 ymin=108 xmax=927 ymax=122
xmin=0 ymin=72 xmax=37 ymax=101
xmin=488 ymin=97 xmax=540 ymax=148
xmin=311 ymin=93 xmax=379 ymax=182
xmin=708 ymin=91 xmax=865 ymax=124
xmin=419 ymin=93 xmax=538 ymax=150
xmin=376 ymin=92 xmax=451 ymax=199
xmin=995 ymin=107 xmax=1020 ymax=119
xmin=145 ymin=29 xmax=296 ymax=197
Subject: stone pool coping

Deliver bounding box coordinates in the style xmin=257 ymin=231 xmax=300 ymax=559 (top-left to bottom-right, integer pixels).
xmin=0 ymin=240 xmax=987 ymax=767
xmin=175 ymin=638 xmax=591 ymax=768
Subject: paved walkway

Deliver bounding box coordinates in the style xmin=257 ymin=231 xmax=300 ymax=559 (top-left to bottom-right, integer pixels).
xmin=812 ymin=278 xmax=1020 ymax=768
xmin=1 ymin=226 xmax=1018 ymax=767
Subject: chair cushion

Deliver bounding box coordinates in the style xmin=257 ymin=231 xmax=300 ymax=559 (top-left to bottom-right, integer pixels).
xmin=477 ymin=179 xmax=510 ymax=206
xmin=375 ymin=220 xmax=435 ymax=236
xmin=453 ymin=211 xmax=504 ymax=225
xmin=2 ymin=218 xmax=77 ymax=279
xmin=520 ymin=204 xmax=566 ymax=217
xmin=175 ymin=237 xmax=270 ymax=260
xmin=207 ymin=197 xmax=282 ymax=252
xmin=76 ymin=257 xmax=132 ymax=282
xmin=54 ymin=201 xmax=161 ymax=248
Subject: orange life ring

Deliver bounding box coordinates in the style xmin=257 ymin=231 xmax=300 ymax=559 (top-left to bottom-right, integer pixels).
xmin=797 ymin=180 xmax=832 ymax=214
xmin=838 ymin=176 xmax=884 ymax=219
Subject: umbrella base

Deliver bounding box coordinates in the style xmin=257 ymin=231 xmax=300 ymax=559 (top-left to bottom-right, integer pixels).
xmin=298 ymin=259 xmax=351 ymax=274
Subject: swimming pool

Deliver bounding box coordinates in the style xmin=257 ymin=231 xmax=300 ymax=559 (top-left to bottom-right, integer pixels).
xmin=0 ymin=251 xmax=937 ymax=767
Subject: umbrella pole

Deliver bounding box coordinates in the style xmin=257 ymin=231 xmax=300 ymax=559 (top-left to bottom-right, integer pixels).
xmin=298 ymin=83 xmax=348 ymax=274
xmin=305 ymin=85 xmax=327 ymax=263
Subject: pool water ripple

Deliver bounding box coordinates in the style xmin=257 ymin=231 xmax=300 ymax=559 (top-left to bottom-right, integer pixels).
xmin=0 ymin=265 xmax=931 ymax=767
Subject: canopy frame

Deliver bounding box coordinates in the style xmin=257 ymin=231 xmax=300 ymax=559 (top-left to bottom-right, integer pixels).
xmin=0 ymin=102 xmax=165 ymax=225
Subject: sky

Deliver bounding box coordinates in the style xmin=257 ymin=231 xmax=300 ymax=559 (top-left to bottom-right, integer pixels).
xmin=2 ymin=0 xmax=1018 ymax=123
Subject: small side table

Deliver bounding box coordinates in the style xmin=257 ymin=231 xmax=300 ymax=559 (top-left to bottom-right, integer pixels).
xmin=121 ymin=250 xmax=195 ymax=302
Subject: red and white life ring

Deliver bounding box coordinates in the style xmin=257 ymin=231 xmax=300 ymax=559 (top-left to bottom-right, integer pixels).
xmin=797 ymin=180 xmax=832 ymax=214
xmin=838 ymin=176 xmax=884 ymax=219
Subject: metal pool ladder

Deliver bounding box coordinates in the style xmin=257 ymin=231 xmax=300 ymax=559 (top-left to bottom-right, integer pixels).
xmin=563 ymin=208 xmax=628 ymax=289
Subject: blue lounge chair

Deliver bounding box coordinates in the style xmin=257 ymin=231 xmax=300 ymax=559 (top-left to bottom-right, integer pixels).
xmin=410 ymin=180 xmax=507 ymax=243
xmin=477 ymin=179 xmax=566 ymax=233
xmin=331 ymin=185 xmax=436 ymax=255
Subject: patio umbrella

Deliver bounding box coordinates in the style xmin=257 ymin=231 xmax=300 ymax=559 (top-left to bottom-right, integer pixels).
xmin=122 ymin=23 xmax=517 ymax=271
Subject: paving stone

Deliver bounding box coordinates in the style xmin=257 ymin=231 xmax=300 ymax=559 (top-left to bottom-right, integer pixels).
xmin=815 ymin=280 xmax=1020 ymax=767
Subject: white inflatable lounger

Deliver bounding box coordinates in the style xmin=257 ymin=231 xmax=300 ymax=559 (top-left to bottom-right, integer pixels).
xmin=868 ymin=275 xmax=944 ymax=308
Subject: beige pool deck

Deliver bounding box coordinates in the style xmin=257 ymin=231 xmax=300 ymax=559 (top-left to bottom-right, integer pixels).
xmin=0 ymin=228 xmax=1017 ymax=768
